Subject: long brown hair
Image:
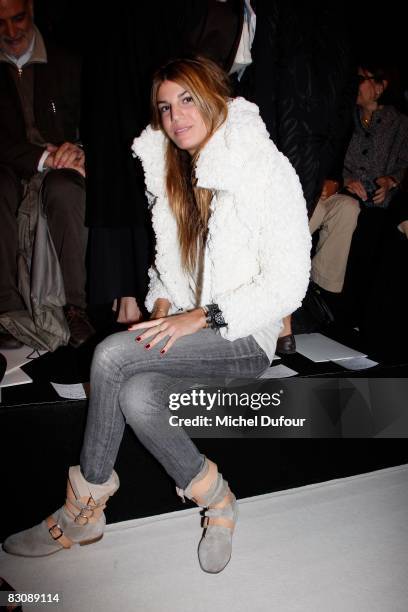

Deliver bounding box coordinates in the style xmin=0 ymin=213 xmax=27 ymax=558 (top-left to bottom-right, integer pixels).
xmin=151 ymin=57 xmax=231 ymax=272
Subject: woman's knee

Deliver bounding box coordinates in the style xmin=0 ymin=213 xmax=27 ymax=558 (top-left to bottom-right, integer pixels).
xmin=341 ymin=194 xmax=360 ymax=211
xmin=330 ymin=194 xmax=361 ymax=228
xmin=91 ymin=331 xmax=130 ymax=375
xmin=119 ymin=372 xmax=172 ymax=427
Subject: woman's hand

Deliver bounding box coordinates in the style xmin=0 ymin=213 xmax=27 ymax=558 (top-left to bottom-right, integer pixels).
xmin=129 ymin=308 xmax=207 ymax=354
xmin=113 ymin=297 xmax=143 ymax=324
xmin=344 ymin=178 xmax=368 ymax=201
xmin=372 ymin=176 xmax=395 ymax=205
xmin=320 ymin=179 xmax=339 ymax=201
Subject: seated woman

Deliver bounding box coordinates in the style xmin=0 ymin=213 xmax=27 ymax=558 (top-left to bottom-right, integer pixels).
xmin=310 ymin=60 xmax=408 ymax=297
xmin=3 ymin=57 xmax=310 ymax=573
xmin=340 ymin=62 xmax=408 ymax=354
xmin=342 ymin=62 xmax=407 ymax=207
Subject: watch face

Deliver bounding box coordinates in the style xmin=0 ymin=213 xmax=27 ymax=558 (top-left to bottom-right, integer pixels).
xmin=214 ymin=312 xmax=224 ymax=324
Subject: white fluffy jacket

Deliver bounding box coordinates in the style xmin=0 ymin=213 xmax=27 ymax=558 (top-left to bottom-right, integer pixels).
xmin=132 ymin=97 xmax=311 ymax=341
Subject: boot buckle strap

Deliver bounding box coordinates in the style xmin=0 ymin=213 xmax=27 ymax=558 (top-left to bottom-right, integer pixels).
xmin=202 ymin=507 xmax=235 ymax=531
xmin=74 ymin=514 xmax=89 ymax=525
xmin=202 ymin=515 xmax=235 ymax=530
xmin=45 ymin=515 xmax=73 ymax=549
xmin=48 ymin=523 xmax=64 ymax=540
xmin=74 ymin=505 xmax=95 ymax=524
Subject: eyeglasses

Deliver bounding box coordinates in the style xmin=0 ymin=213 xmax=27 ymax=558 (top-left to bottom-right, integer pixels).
xmin=357 ymin=74 xmax=376 ymax=85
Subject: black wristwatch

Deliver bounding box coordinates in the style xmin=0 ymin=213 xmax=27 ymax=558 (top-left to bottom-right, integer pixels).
xmin=202 ymin=304 xmax=227 ymax=329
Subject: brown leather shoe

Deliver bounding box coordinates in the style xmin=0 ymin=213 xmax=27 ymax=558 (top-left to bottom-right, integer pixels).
xmin=64 ymin=305 xmax=96 ymax=348
xmin=0 ymin=331 xmax=23 ymax=350
xmin=276 ymin=333 xmax=296 ymax=355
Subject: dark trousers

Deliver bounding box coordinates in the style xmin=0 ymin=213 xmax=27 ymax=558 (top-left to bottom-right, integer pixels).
xmin=344 ymin=200 xmax=408 ymax=358
xmin=0 ymin=166 xmax=87 ymax=312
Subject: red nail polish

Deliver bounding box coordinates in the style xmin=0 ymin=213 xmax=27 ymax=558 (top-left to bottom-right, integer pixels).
xmin=145 ymin=344 xmax=150 ymax=349
xmin=136 ymin=336 xmax=141 ymax=341
xmin=160 ymin=349 xmax=165 ymax=354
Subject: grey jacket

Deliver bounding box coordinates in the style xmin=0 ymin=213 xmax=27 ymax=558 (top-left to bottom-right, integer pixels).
xmin=343 ymin=105 xmax=408 ymax=206
xmin=0 ymin=171 xmax=69 ymax=351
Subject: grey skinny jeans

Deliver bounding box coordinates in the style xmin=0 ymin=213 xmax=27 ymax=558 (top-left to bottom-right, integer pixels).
xmin=80 ymin=328 xmax=269 ymax=489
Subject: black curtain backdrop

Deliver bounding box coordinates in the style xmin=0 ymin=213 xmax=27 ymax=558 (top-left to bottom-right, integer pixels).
xmin=34 ymin=1 xmax=408 ymax=86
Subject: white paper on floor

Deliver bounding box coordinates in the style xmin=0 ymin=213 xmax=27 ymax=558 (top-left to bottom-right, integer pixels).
xmin=260 ymin=364 xmax=298 ymax=378
xmin=50 ymin=382 xmax=87 ymax=400
xmin=0 ymin=367 xmax=32 ymax=388
xmin=332 ymin=356 xmax=379 ymax=370
xmin=2 ymin=345 xmax=47 ymax=374
xmin=294 ymin=333 xmax=366 ymax=363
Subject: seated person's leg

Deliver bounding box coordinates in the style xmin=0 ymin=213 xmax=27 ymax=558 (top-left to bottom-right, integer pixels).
xmin=276 ymin=314 xmax=296 ymax=355
xmin=4 ymin=329 xmax=261 ymax=571
xmin=42 ymin=168 xmax=94 ymax=347
xmin=0 ymin=166 xmax=25 ymax=348
xmin=309 ymin=194 xmax=360 ymax=293
xmin=278 ymin=200 xmax=333 ymax=352
xmin=0 ymin=166 xmax=25 ymax=313
xmin=397 ymin=219 xmax=408 ymax=238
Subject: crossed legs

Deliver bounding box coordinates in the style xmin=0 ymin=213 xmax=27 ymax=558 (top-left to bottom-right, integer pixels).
xmin=81 ymin=328 xmax=269 ymax=486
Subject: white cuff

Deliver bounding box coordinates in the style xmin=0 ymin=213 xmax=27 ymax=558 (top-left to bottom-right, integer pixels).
xmin=37 ymin=150 xmax=50 ymax=172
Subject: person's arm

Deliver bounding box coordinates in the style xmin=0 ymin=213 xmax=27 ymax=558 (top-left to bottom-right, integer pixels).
xmin=0 ymin=136 xmax=45 ymax=179
xmin=373 ymin=122 xmax=408 ymax=204
xmin=113 ymin=297 xmax=143 ymax=324
xmin=0 ymin=91 xmax=44 ymax=177
xmin=144 ymin=266 xmax=178 ymax=315
xmin=150 ymin=298 xmax=171 ymax=320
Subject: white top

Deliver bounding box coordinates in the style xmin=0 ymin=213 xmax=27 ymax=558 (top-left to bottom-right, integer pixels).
xmin=132 ymin=97 xmax=311 ymax=348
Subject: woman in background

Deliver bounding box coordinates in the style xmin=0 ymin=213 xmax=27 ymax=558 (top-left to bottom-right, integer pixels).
xmin=342 ymin=60 xmax=408 ymax=356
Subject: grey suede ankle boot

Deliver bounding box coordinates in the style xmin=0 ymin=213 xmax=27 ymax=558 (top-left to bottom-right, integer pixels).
xmin=3 ymin=466 xmax=119 ymax=557
xmin=178 ymin=457 xmax=238 ymax=574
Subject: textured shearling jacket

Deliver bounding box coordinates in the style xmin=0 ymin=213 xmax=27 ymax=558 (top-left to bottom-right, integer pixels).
xmin=132 ymin=97 xmax=311 ymax=341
